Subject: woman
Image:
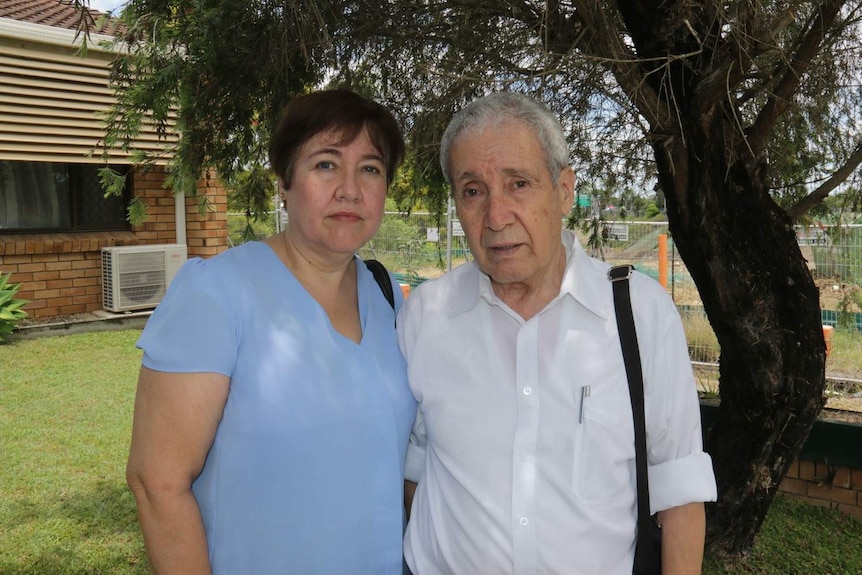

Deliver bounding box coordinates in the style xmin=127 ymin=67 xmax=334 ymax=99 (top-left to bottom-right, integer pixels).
xmin=126 ymin=89 xmax=417 ymax=575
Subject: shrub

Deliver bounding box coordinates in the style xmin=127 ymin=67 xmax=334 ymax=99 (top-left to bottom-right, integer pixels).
xmin=0 ymin=271 xmax=28 ymax=342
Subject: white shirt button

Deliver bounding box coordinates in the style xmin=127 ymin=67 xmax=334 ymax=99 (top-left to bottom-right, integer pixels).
xmin=523 ymin=387 xmax=532 ymax=396
xmin=519 ymin=517 xmax=529 ymax=526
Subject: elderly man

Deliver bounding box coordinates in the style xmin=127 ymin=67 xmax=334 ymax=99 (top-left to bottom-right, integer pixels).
xmin=399 ymin=92 xmax=717 ymax=575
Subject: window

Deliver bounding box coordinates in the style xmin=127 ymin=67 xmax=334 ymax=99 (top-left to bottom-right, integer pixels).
xmin=0 ymin=161 xmax=132 ymax=233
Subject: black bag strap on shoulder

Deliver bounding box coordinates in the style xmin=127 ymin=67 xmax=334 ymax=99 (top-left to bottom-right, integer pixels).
xmin=608 ymin=264 xmax=661 ymax=574
xmin=364 ymin=259 xmax=395 ymax=310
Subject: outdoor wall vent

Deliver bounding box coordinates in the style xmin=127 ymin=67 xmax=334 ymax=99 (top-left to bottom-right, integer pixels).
xmin=101 ymin=244 xmax=187 ymax=312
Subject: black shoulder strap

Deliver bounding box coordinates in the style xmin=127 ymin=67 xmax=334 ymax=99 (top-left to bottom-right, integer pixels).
xmin=364 ymin=259 xmax=395 ymax=310
xmin=608 ymin=264 xmax=658 ymax=571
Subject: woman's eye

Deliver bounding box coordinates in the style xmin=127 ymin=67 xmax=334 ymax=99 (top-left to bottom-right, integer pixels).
xmin=316 ymin=161 xmax=334 ymax=170
xmin=362 ymin=165 xmax=382 ymax=174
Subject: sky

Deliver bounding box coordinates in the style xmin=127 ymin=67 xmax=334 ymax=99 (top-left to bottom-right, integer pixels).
xmin=87 ymin=0 xmax=125 ymax=13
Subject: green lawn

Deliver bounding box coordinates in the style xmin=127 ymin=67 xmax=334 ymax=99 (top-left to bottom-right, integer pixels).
xmin=1 ymin=329 xmax=861 ymax=574
xmin=0 ymin=330 xmax=148 ymax=575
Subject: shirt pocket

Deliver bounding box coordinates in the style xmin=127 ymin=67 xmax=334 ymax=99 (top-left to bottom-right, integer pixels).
xmin=571 ymin=384 xmax=636 ymax=502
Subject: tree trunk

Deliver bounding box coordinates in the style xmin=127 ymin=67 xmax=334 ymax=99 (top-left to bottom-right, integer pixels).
xmin=654 ymin=116 xmax=827 ymax=556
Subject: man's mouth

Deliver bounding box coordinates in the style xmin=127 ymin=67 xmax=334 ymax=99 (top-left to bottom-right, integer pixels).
xmin=488 ymin=243 xmax=521 ymax=254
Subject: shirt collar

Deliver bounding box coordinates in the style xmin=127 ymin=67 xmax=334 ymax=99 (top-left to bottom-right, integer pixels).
xmin=446 ymin=262 xmax=483 ymax=317
xmin=559 ymin=229 xmax=609 ymax=321
xmin=446 ymin=229 xmax=609 ymax=321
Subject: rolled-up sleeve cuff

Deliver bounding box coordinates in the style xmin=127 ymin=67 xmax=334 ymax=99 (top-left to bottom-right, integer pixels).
xmin=649 ymin=451 xmax=717 ymax=514
xmin=405 ymin=443 xmax=426 ymax=483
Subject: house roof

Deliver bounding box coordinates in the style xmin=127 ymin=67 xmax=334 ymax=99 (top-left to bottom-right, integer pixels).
xmin=0 ymin=0 xmax=118 ymax=34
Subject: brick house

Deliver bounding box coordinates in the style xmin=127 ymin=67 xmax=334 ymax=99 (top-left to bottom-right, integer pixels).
xmin=0 ymin=0 xmax=229 ymax=320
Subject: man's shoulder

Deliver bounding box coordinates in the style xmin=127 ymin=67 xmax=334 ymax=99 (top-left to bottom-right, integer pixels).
xmin=405 ymin=262 xmax=479 ymax=314
xmin=415 ymin=262 xmax=476 ymax=294
xmin=615 ymin=266 xmax=681 ymax=334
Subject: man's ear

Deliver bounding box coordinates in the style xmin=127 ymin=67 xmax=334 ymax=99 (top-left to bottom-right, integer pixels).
xmin=558 ymin=166 xmax=576 ymax=216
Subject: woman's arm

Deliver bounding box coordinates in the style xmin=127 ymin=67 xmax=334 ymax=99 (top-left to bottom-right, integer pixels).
xmin=126 ymin=367 xmax=230 ymax=575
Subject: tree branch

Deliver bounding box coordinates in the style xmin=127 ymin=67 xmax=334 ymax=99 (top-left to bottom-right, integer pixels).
xmin=694 ymin=8 xmax=796 ymax=110
xmin=748 ymin=0 xmax=844 ymax=154
xmin=573 ymin=1 xmax=670 ymax=129
xmin=787 ymin=140 xmax=862 ymax=222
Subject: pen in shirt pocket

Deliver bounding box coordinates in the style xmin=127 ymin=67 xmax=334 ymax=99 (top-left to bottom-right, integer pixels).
xmin=578 ymin=385 xmax=590 ymax=424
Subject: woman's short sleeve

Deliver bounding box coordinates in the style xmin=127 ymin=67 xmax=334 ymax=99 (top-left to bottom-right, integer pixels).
xmin=136 ymin=258 xmax=238 ymax=376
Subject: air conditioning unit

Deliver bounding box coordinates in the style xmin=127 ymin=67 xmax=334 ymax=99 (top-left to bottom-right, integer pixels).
xmin=101 ymin=244 xmax=188 ymax=312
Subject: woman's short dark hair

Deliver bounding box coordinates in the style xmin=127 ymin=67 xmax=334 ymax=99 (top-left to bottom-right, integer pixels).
xmin=268 ymin=89 xmax=405 ymax=188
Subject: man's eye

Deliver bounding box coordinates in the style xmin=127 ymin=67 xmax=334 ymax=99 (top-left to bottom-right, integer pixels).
xmin=462 ymin=188 xmax=480 ymax=198
xmin=514 ymin=180 xmax=529 ymax=188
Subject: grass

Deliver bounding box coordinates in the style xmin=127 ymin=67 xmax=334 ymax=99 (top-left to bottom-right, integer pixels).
xmin=828 ymin=329 xmax=862 ymax=380
xmin=703 ymin=495 xmax=862 ymax=574
xmin=1 ymin=329 xmax=861 ymax=574
xmin=0 ymin=330 xmax=148 ymax=575
xmin=679 ymin=312 xmax=862 ymax=383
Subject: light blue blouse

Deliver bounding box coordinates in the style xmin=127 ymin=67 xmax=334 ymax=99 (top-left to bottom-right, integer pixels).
xmin=137 ymin=241 xmax=417 ymax=575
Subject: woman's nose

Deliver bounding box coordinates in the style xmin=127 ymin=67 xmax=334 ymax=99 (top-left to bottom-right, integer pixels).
xmin=336 ymin=172 xmax=362 ymax=201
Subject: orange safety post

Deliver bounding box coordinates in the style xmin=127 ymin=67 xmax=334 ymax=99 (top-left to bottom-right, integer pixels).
xmin=657 ymin=234 xmax=668 ymax=289
xmin=400 ymin=283 xmax=411 ymax=299
xmin=822 ymin=325 xmax=834 ymax=357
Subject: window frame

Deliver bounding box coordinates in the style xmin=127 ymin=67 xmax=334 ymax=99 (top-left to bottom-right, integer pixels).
xmin=0 ymin=161 xmax=134 ymax=234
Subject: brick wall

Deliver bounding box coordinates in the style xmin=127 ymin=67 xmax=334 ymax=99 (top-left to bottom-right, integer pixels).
xmin=185 ymin=170 xmax=229 ymax=258
xmin=779 ymin=459 xmax=862 ymax=520
xmin=0 ymin=167 xmax=229 ymax=320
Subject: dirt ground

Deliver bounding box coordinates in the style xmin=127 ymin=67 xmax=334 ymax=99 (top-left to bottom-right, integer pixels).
xmin=696 ymin=366 xmax=862 ymax=424
xmin=815 ymin=278 xmax=862 ymax=313
xmin=822 ymin=400 xmax=862 ymax=423
xmin=665 ymin=276 xmax=861 ymax=311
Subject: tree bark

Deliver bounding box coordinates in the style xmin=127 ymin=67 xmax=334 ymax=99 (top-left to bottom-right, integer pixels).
xmin=654 ymin=112 xmax=826 ymax=556
xmin=606 ymin=0 xmax=831 ymax=555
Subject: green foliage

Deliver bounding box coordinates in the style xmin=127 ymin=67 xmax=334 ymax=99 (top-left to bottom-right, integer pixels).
xmin=386 ymin=154 xmax=438 ymax=213
xmin=227 ymin=213 xmax=276 ymax=246
xmin=225 ymin=163 xmax=277 ymax=241
xmin=98 ymin=165 xmax=127 ymax=199
xmin=362 ymin=213 xmax=426 ymax=274
xmin=92 ymin=0 xmax=333 ymax=222
xmin=0 ymin=272 xmax=28 ymax=342
xmin=126 ymin=196 xmax=149 ymax=225
xmin=578 ymin=214 xmax=609 ymax=259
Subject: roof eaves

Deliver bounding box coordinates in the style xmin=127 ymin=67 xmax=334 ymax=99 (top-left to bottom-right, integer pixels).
xmin=0 ymin=16 xmax=118 ymax=53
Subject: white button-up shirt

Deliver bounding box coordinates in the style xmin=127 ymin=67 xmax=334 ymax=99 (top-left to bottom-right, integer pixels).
xmin=398 ymin=230 xmax=717 ymax=575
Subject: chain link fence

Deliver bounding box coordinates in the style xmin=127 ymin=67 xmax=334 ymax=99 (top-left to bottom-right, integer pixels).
xmin=228 ymin=211 xmax=861 ymax=388
xmin=361 ymin=214 xmax=862 ymax=388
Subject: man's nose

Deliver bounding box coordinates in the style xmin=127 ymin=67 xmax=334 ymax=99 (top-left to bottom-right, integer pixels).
xmin=484 ymin=191 xmax=513 ymax=231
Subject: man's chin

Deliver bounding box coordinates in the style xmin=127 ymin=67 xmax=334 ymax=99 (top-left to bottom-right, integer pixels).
xmin=480 ymin=263 xmax=530 ymax=286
